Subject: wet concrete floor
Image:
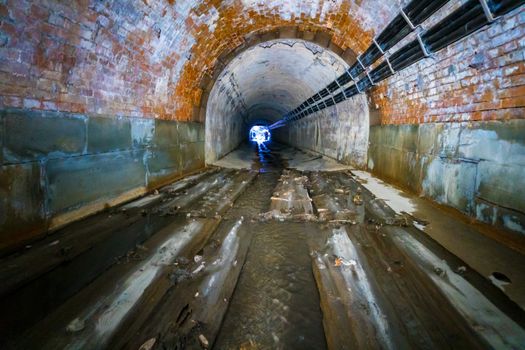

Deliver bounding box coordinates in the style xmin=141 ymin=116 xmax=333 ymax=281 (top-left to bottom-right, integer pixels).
xmin=1 ymin=142 xmax=525 ymax=349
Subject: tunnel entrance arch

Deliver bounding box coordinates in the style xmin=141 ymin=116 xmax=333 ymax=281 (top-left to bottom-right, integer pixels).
xmin=202 ymin=27 xmax=370 ymax=167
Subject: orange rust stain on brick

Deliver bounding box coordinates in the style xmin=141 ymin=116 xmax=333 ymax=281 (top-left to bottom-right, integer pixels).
xmin=371 ymin=82 xmax=429 ymax=125
xmin=172 ymin=0 xmax=375 ymax=121
xmin=1 ymin=0 xmax=522 ymax=126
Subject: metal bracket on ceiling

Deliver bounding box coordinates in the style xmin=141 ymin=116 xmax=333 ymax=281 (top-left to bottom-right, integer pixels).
xmin=373 ymin=38 xmax=396 ymax=75
xmin=400 ymin=6 xmax=431 ymax=58
xmin=355 ymin=80 xmax=363 ymax=94
xmin=344 ymin=70 xmax=354 ymax=83
xmin=479 ymin=0 xmax=498 ymax=22
xmin=399 ymin=7 xmax=416 ymax=30
xmin=342 ymin=68 xmax=362 ymax=95
xmin=372 ymin=37 xmax=385 ymax=55
xmin=415 ymin=27 xmax=432 ymax=58
xmin=332 ymin=79 xmax=347 ymax=101
xmin=352 ymin=73 xmax=363 ymax=94
xmin=356 ymin=55 xmax=366 ymax=72
xmin=358 ymin=56 xmax=376 ymax=87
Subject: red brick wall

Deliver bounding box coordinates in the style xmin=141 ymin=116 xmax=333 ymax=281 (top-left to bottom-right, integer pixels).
xmin=2 ymin=1 xmax=522 ymax=125
xmin=0 ymin=0 xmax=399 ymax=122
xmin=371 ymin=5 xmax=525 ymax=125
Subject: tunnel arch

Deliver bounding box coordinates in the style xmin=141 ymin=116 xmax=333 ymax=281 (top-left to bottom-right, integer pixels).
xmin=195 ymin=25 xmax=359 ymax=122
xmin=203 ymin=34 xmax=370 ymax=166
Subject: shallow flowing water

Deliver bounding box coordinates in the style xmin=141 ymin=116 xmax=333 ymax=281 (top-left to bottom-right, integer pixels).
xmin=216 ymin=143 xmax=327 ymax=349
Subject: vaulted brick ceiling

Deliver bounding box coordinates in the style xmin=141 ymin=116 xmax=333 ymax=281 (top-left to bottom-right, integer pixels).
xmin=0 ymin=0 xmax=398 ymax=121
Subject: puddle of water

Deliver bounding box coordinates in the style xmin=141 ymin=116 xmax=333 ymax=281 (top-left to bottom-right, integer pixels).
xmin=351 ymin=170 xmax=416 ymax=214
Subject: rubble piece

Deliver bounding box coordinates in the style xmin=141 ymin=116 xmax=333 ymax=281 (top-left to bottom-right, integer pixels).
xmin=456 ymin=266 xmax=467 ymax=274
xmin=268 ymin=170 xmax=313 ymax=219
xmin=138 ymin=338 xmax=156 ymax=350
xmin=198 ymin=334 xmax=209 ymax=348
xmin=65 ymin=318 xmax=85 ymax=333
xmin=352 ymin=194 xmax=363 ymax=205
xmin=308 ymin=172 xmax=361 ymax=223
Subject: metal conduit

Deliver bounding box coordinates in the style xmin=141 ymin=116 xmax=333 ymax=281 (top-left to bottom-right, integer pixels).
xmin=269 ymin=0 xmax=523 ymax=130
xmin=274 ymin=0 xmax=451 ymax=125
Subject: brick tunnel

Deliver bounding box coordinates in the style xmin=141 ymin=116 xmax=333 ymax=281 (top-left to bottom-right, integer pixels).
xmin=1 ymin=1 xmax=525 ymax=349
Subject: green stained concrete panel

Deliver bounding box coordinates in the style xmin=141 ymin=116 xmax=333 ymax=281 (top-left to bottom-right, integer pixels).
xmin=476 ymin=162 xmax=525 ymax=213
xmin=0 ymin=162 xmax=46 ymax=250
xmin=46 ymin=151 xmax=146 ymax=213
xmin=153 ymin=120 xmax=179 ymax=148
xmin=368 ymin=126 xmax=382 ymax=148
xmin=421 ymin=156 xmax=477 ymax=213
xmin=418 ymin=123 xmax=442 ymax=156
xmin=436 ymin=123 xmax=461 ymax=158
xmin=177 ymin=122 xmax=203 ymax=143
xmin=369 ymin=120 xmax=525 ymax=234
xmin=3 ymin=110 xmax=86 ymax=163
xmin=197 ymin=123 xmax=205 ymax=142
xmin=180 ymin=142 xmax=205 ymax=173
xmin=131 ymin=118 xmax=155 ymax=148
xmin=0 ymin=112 xmax=4 ymax=165
xmin=474 ymin=198 xmax=525 ymax=234
xmin=87 ymin=116 xmax=132 ymax=153
xmin=369 ymin=125 xmax=421 ymax=185
xmin=368 ymin=142 xmax=421 ymax=193
xmin=483 ymin=119 xmax=525 ymax=145
xmin=371 ymin=125 xmax=392 ymax=148
xmin=397 ymin=124 xmax=419 ymax=152
xmin=146 ymin=146 xmax=181 ymax=188
xmin=458 ymin=120 xmax=525 ymax=165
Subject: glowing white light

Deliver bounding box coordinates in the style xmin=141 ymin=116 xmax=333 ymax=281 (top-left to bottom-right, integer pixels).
xmin=249 ymin=125 xmax=271 ymax=145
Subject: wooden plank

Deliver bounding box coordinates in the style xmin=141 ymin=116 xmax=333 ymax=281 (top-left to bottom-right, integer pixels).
xmin=116 ymin=218 xmax=253 ymax=350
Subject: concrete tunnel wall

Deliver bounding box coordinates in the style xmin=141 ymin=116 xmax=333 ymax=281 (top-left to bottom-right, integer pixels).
xmin=205 ymin=39 xmax=369 ymax=165
xmin=0 ymin=109 xmax=204 ymax=251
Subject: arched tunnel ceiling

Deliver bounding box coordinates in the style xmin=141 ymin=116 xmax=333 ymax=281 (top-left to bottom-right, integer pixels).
xmin=205 ymin=39 xmax=355 ymax=163
xmin=211 ymin=40 xmax=349 ymax=124
xmin=175 ymin=0 xmax=400 ymax=120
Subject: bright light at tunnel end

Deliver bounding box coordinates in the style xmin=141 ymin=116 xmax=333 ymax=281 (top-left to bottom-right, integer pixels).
xmin=249 ymin=125 xmax=271 ymax=145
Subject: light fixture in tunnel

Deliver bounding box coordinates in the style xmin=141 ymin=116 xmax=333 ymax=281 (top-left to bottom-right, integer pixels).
xmin=249 ymin=125 xmax=271 ymax=145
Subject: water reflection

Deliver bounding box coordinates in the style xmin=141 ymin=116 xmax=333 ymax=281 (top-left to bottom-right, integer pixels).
xmin=253 ymin=142 xmax=286 ymax=173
